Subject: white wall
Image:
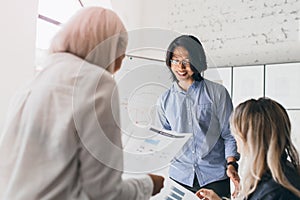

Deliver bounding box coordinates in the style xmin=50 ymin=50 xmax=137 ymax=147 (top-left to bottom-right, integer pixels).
xmin=112 ymin=0 xmax=180 ymax=60
xmin=0 ymin=0 xmax=38 ymax=131
xmin=168 ymin=0 xmax=300 ymax=67
xmin=112 ymin=0 xmax=170 ymax=30
xmin=113 ymin=0 xmax=300 ymax=67
xmin=111 ymin=0 xmax=144 ymax=30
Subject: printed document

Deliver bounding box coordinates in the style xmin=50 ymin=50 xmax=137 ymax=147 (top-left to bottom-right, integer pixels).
xmin=122 ymin=126 xmax=192 ymax=173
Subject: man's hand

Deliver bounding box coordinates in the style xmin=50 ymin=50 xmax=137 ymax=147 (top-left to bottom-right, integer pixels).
xmin=226 ymin=165 xmax=240 ymax=198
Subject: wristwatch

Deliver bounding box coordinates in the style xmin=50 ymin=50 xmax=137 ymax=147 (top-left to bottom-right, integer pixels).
xmin=227 ymin=161 xmax=239 ymax=171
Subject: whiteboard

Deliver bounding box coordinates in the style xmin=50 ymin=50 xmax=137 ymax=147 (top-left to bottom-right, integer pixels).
xmin=114 ymin=56 xmax=172 ymax=140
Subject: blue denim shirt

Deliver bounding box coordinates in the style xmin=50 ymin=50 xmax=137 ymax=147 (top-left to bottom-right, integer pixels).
xmin=156 ymin=79 xmax=239 ymax=187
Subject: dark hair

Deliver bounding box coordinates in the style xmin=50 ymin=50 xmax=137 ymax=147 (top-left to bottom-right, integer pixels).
xmin=165 ymin=35 xmax=207 ymax=81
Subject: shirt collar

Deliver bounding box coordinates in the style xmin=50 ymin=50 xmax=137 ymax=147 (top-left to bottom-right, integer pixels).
xmin=171 ymin=80 xmax=203 ymax=94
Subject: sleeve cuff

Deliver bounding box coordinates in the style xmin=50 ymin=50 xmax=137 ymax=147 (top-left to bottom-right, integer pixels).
xmin=140 ymin=175 xmax=154 ymax=198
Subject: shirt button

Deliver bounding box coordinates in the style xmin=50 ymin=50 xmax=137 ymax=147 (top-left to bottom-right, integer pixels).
xmin=194 ymin=164 xmax=197 ymax=167
xmin=189 ymin=122 xmax=192 ymax=125
xmin=192 ymin=151 xmax=195 ymax=153
xmin=193 ymin=168 xmax=195 ymax=171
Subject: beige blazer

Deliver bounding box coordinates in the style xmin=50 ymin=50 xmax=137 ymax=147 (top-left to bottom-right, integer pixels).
xmin=0 ymin=53 xmax=153 ymax=200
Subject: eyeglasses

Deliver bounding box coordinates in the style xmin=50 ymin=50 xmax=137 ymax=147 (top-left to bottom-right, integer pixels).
xmin=170 ymin=59 xmax=190 ymax=67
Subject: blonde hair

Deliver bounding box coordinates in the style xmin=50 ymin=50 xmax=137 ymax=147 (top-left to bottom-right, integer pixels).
xmin=231 ymin=98 xmax=300 ymax=198
xmin=49 ymin=7 xmax=128 ymax=71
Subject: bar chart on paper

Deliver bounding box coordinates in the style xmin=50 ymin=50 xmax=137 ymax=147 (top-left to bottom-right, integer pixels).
xmin=122 ymin=126 xmax=192 ymax=173
xmin=151 ymin=179 xmax=199 ymax=200
xmin=165 ymin=186 xmax=185 ymax=200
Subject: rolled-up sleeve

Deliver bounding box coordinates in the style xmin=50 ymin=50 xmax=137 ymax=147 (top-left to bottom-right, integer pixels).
xmin=217 ymin=87 xmax=240 ymax=160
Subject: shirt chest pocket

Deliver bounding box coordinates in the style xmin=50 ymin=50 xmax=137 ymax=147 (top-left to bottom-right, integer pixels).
xmin=196 ymin=103 xmax=212 ymax=133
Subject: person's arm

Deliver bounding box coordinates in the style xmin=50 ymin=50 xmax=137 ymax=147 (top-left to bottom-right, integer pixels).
xmin=226 ymin=157 xmax=240 ymax=198
xmin=73 ymin=68 xmax=163 ymax=200
xmin=216 ymin=86 xmax=240 ymax=197
xmin=216 ymin=87 xmax=239 ymax=160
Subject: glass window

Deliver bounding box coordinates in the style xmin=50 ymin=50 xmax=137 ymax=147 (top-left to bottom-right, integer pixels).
xmin=35 ymin=0 xmax=112 ymax=70
xmin=232 ymin=65 xmax=264 ymax=106
xmin=266 ymin=63 xmax=300 ymax=109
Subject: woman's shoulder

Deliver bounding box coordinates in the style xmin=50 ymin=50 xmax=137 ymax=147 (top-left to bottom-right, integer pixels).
xmin=283 ymin=161 xmax=300 ymax=190
xmin=249 ymin=170 xmax=300 ymax=200
xmin=255 ymin=190 xmax=300 ymax=200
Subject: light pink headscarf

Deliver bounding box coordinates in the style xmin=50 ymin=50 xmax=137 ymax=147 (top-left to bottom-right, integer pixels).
xmin=49 ymin=7 xmax=128 ymax=72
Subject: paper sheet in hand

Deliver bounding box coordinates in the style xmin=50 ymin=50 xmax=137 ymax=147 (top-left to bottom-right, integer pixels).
xmin=150 ymin=178 xmax=199 ymax=200
xmin=122 ymin=126 xmax=192 ymax=173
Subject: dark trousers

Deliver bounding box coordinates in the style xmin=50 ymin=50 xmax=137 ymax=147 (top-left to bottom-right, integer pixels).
xmin=171 ymin=175 xmax=230 ymax=198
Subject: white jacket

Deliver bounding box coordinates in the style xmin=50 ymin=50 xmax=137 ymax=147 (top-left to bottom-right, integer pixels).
xmin=0 ymin=53 xmax=153 ymax=200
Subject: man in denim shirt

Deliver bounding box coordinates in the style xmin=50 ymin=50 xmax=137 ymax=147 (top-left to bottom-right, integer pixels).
xmin=156 ymin=35 xmax=240 ymax=198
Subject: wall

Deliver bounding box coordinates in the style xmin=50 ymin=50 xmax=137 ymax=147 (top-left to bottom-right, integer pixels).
xmin=114 ymin=0 xmax=300 ymax=67
xmin=111 ymin=0 xmax=144 ymax=30
xmin=168 ymin=0 xmax=300 ymax=67
xmin=0 ymin=0 xmax=38 ymax=131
